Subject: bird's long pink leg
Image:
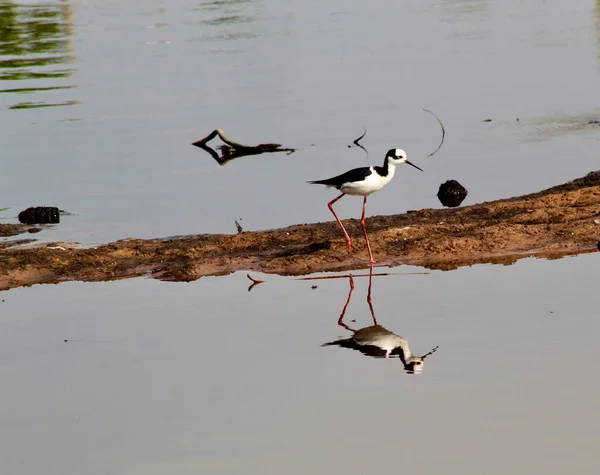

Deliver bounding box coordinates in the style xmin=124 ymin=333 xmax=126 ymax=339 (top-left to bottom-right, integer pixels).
xmin=337 ymin=275 xmax=356 ymax=331
xmin=360 ymin=196 xmax=375 ymax=264
xmin=366 ymin=266 xmax=378 ymax=325
xmin=327 ymin=193 xmax=351 ymax=252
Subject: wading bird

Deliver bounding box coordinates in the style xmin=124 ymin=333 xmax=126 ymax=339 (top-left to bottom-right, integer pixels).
xmin=308 ymin=148 xmax=423 ymax=264
xmin=321 ymin=272 xmax=438 ymax=374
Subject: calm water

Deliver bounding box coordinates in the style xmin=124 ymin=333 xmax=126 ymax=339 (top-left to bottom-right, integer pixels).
xmin=1 ymin=1 xmax=600 ymax=474
xmin=1 ymin=254 xmax=600 ymax=475
xmin=1 ymin=0 xmax=599 ymax=243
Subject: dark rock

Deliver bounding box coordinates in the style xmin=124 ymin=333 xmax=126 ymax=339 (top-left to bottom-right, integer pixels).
xmin=18 ymin=207 xmax=60 ymax=225
xmin=438 ymin=180 xmax=468 ymax=207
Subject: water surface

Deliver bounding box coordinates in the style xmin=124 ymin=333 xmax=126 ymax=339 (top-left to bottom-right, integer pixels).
xmin=1 ymin=3 xmax=599 ymax=472
xmin=1 ymin=255 xmax=599 ymax=474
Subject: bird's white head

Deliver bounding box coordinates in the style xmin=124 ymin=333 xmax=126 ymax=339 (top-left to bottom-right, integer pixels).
xmin=403 ymin=356 xmax=426 ymax=374
xmin=402 ymin=345 xmax=439 ymax=374
xmin=385 ymin=148 xmax=424 ymax=172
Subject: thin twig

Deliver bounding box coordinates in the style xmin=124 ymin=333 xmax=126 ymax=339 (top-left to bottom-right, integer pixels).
xmin=247 ymin=273 xmax=265 ymax=292
xmin=296 ymin=271 xmax=429 ymax=281
xmin=349 ymin=127 xmax=368 ymax=158
xmin=353 ymin=127 xmax=366 ymax=147
xmin=423 ymin=109 xmax=446 ymax=158
xmin=202 ymin=128 xmax=255 ymax=150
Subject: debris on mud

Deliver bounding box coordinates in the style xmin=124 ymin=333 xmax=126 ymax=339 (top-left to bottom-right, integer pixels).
xmin=1 ymin=171 xmax=599 ymax=291
xmin=192 ymin=128 xmax=295 ymax=165
xmin=437 ymin=180 xmax=468 ymax=207
xmin=18 ymin=206 xmax=60 ymax=225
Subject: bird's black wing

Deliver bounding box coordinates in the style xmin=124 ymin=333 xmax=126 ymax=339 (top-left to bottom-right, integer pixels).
xmin=353 ymin=345 xmax=391 ymax=358
xmin=308 ymin=167 xmax=373 ymax=188
xmin=321 ymin=338 xmax=392 ymax=359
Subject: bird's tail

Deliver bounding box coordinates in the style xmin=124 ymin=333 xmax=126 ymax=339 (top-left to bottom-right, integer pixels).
xmin=307 ymin=179 xmax=330 ymax=185
xmin=321 ymin=338 xmax=351 ymax=348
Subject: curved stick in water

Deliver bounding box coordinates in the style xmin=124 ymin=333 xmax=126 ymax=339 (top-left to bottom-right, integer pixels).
xmin=423 ymin=108 xmax=446 ymax=158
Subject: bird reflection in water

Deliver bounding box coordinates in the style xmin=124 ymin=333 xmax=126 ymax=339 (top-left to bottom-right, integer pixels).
xmin=321 ymin=270 xmax=438 ymax=374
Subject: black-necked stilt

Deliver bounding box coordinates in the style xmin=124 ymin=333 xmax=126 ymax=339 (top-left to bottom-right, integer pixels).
xmin=322 ymin=325 xmax=439 ymax=374
xmin=308 ymin=148 xmax=423 ymax=264
xmin=321 ymin=273 xmax=438 ymax=374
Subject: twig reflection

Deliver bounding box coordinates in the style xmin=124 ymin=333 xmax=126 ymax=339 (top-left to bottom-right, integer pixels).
xmin=347 ymin=127 xmax=368 ymax=158
xmin=246 ymin=273 xmax=265 ymax=292
xmin=192 ymin=128 xmax=295 ymax=166
xmin=321 ymin=269 xmax=438 ymax=374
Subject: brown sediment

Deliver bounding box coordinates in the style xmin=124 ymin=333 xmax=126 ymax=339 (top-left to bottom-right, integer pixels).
xmin=0 ymin=223 xmax=32 ymax=238
xmin=1 ymin=171 xmax=599 ymax=291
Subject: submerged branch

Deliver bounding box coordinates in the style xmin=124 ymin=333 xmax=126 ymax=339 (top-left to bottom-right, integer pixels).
xmin=423 ymin=109 xmax=446 ymax=158
xmin=348 ymin=127 xmax=368 ymax=157
xmin=192 ymin=128 xmax=296 ymax=165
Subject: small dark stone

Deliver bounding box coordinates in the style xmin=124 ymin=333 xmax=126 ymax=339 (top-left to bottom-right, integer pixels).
xmin=597 ymin=241 xmax=600 ymax=250
xmin=483 ymin=119 xmax=492 ymax=122
xmin=18 ymin=207 xmax=60 ymax=225
xmin=437 ymin=180 xmax=468 ymax=207
xmin=588 ymin=120 xmax=600 ymax=125
xmin=311 ymin=285 xmax=318 ymax=290
xmin=27 ymin=227 xmax=42 ymax=234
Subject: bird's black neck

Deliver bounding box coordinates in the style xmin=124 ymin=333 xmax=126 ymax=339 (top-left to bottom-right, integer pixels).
xmin=375 ymin=157 xmax=391 ymax=177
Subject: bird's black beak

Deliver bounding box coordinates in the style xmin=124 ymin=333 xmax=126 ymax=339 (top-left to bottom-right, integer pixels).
xmin=406 ymin=160 xmax=424 ymax=172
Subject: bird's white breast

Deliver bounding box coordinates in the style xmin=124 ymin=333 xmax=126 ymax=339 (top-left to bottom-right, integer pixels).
xmin=357 ymin=333 xmax=406 ymax=352
xmin=340 ymin=166 xmax=396 ymax=196
xmin=376 ymin=334 xmax=407 ymax=354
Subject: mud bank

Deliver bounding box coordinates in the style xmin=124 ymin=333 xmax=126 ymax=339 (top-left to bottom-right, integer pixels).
xmin=0 ymin=223 xmax=33 ymax=238
xmin=1 ymin=171 xmax=599 ymax=290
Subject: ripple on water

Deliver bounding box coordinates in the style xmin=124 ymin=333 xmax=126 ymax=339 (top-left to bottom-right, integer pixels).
xmin=0 ymin=2 xmax=77 ymax=111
